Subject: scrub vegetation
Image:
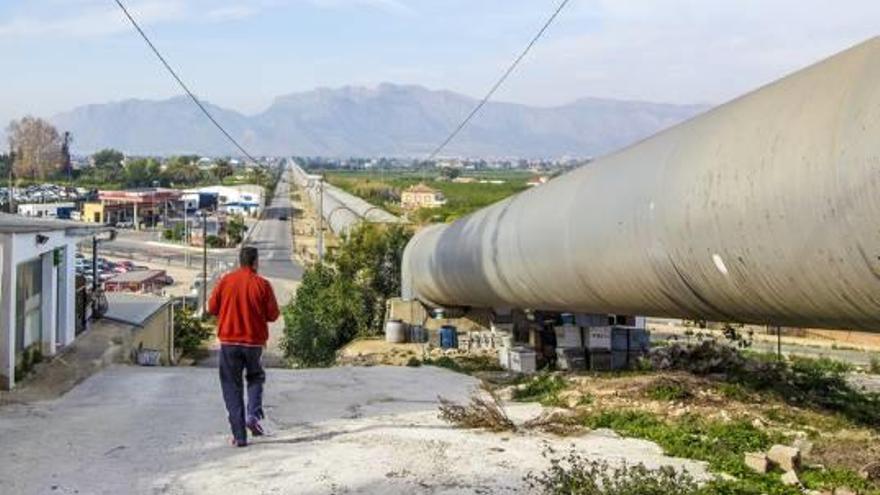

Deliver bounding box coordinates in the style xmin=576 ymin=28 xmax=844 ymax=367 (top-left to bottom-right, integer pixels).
xmin=439 ymin=341 xmax=880 ymax=494
xmin=281 ymin=223 xmax=412 ymax=367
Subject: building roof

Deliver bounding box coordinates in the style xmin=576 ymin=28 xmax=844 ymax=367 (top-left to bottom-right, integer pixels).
xmin=404 ymin=183 xmax=441 ymax=194
xmin=104 ymin=292 xmax=171 ymax=327
xmin=106 ymin=269 xmax=166 ymax=284
xmin=0 ymin=213 xmax=114 ymax=236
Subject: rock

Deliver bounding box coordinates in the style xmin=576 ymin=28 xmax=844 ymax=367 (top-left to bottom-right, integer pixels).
xmin=834 ymin=488 xmax=856 ymax=495
xmin=744 ymin=452 xmax=769 ymax=474
xmin=767 ymin=444 xmax=801 ymax=472
xmin=781 ymin=470 xmax=800 ymax=486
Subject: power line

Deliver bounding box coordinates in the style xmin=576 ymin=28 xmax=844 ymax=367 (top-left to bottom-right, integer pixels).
xmin=112 ymin=0 xmax=260 ymax=165
xmin=427 ymin=0 xmax=571 ymax=162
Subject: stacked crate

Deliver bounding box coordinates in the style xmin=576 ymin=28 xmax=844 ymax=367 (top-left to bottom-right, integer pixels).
xmin=585 ymin=326 xmax=613 ymax=371
xmin=554 ymin=323 xmax=586 ymax=370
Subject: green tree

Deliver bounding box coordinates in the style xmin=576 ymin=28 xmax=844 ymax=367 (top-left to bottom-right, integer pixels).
xmin=439 ymin=167 xmax=461 ymax=180
xmin=281 ymin=264 xmax=366 ymax=367
xmin=281 ymin=224 xmax=413 ymax=367
xmin=226 ymin=215 xmax=247 ymax=246
xmin=89 ymin=148 xmax=126 ymax=184
xmin=124 ymin=158 xmax=161 ymax=188
xmin=162 ymin=156 xmax=204 ymax=186
xmin=213 ymin=159 xmax=235 ymax=182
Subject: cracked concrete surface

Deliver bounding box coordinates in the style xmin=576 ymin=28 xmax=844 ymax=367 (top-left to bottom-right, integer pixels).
xmin=0 ymin=365 xmax=708 ymax=494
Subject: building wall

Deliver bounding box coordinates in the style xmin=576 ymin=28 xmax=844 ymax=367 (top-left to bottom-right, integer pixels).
xmin=0 ymin=229 xmax=77 ymax=390
xmin=82 ymin=203 xmax=105 ymax=224
xmin=129 ymin=305 xmax=173 ymax=365
xmin=18 ymin=203 xmax=76 ymax=218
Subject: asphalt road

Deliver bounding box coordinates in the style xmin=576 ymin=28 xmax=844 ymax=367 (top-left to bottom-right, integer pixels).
xmin=99 ymin=168 xmax=303 ymax=282
xmin=243 ymin=169 xmax=303 ymax=281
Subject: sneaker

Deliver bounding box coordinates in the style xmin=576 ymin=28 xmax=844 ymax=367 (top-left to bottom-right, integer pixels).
xmin=246 ymin=418 xmax=265 ymax=437
xmin=230 ymin=437 xmax=248 ymax=448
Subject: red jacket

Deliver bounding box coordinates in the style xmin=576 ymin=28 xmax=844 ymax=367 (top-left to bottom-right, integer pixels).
xmin=208 ymin=267 xmax=280 ymax=346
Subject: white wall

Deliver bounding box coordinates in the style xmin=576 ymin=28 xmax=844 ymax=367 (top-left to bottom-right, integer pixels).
xmin=0 ymin=229 xmax=79 ymax=390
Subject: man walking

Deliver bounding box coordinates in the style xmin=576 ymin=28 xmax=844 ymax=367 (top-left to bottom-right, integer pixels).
xmin=208 ymin=246 xmax=280 ymax=447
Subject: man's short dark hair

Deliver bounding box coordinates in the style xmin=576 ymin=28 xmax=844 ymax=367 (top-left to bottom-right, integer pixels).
xmin=240 ymin=247 xmax=259 ymax=267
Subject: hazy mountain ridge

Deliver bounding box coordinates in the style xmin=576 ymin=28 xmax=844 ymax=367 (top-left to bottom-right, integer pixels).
xmin=52 ymin=84 xmax=711 ymax=158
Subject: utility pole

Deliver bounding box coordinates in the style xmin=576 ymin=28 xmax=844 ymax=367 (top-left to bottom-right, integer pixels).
xmin=7 ymin=145 xmax=15 ymax=214
xmin=202 ymin=210 xmax=208 ymax=319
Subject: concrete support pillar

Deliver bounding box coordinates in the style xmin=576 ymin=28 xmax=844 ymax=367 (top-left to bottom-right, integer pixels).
xmin=0 ymin=237 xmax=17 ymax=390
xmin=41 ymin=251 xmax=57 ymax=357
xmin=58 ymin=245 xmax=76 ymax=347
xmin=133 ymin=203 xmax=139 ymax=231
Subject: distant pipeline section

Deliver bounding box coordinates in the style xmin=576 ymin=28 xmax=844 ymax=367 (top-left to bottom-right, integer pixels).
xmin=402 ymin=37 xmax=880 ymax=332
xmin=290 ymin=162 xmax=401 ymax=236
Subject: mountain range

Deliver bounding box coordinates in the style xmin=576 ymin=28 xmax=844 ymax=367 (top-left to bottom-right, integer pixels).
xmin=52 ymin=83 xmax=711 ymax=158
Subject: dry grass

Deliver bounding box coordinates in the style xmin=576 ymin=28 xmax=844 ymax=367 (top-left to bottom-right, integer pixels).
xmin=438 ymin=386 xmax=516 ymax=432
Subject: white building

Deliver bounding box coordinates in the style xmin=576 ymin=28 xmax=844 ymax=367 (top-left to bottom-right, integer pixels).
xmin=0 ymin=214 xmax=109 ymax=390
xmin=198 ymin=185 xmax=265 ymax=217
xmin=17 ymin=202 xmax=76 ymax=218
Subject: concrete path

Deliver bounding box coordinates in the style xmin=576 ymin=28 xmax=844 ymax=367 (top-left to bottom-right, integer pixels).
xmin=0 ymin=365 xmax=707 ymax=495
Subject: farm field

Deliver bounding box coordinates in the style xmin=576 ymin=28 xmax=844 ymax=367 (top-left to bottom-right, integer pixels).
xmin=318 ymin=168 xmax=538 ymax=223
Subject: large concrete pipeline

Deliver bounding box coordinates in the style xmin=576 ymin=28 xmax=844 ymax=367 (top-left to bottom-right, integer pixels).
xmin=402 ymin=37 xmax=880 ymax=331
xmin=290 ymin=162 xmax=400 ymax=236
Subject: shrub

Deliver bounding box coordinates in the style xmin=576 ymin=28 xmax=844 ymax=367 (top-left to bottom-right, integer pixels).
xmin=870 ymin=356 xmax=880 ymax=375
xmin=174 ymin=307 xmax=211 ymax=356
xmin=525 ymin=448 xmax=701 ymax=495
xmin=281 ymin=224 xmax=412 ymax=367
xmin=405 ymin=356 xmax=422 ymax=367
xmin=423 ymin=356 xmax=462 ymax=372
xmin=205 ymin=235 xmax=224 ymax=248
xmin=650 ymin=341 xmax=880 ymax=428
xmin=281 ymin=264 xmax=365 ymax=367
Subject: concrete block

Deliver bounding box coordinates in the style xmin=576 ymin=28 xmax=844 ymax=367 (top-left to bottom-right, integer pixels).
xmin=744 ymin=452 xmax=769 ymax=474
xmin=767 ymin=444 xmax=801 ymax=472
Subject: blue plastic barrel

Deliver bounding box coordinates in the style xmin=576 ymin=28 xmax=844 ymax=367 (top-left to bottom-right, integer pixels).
xmin=440 ymin=325 xmax=458 ymax=349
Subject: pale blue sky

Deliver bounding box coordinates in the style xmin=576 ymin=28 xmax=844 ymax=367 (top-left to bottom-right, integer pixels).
xmin=1 ymin=0 xmax=878 ymax=126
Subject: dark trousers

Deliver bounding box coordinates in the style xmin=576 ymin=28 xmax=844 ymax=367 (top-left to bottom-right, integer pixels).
xmin=219 ymin=344 xmax=265 ymax=442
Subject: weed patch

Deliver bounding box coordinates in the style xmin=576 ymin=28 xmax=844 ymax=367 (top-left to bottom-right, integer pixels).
xmin=512 ymin=374 xmax=568 ymax=406
xmin=645 ymin=378 xmax=692 ymax=401
xmin=525 ymin=448 xmax=702 ymax=495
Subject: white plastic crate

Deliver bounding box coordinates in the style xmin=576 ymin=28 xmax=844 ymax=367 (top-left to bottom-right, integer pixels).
xmin=509 ymin=346 xmax=537 ymax=374
xmin=554 ymin=324 xmax=582 ymax=348
xmin=585 ymin=326 xmax=612 ymax=351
